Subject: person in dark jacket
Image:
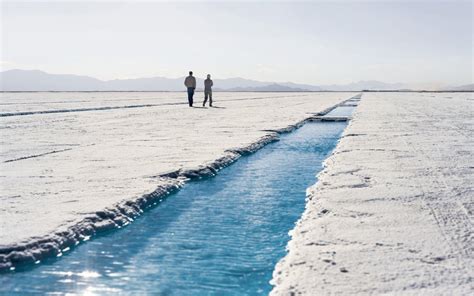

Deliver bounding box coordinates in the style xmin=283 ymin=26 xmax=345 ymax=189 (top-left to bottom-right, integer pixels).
xmin=203 ymin=74 xmax=213 ymax=107
xmin=184 ymin=71 xmax=196 ymax=107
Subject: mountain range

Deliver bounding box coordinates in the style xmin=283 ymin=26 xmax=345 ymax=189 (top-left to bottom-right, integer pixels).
xmin=0 ymin=69 xmax=472 ymax=92
xmin=442 ymin=83 xmax=474 ymax=91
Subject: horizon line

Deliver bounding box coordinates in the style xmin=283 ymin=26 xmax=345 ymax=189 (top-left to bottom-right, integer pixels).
xmin=2 ymin=68 xmax=470 ymax=88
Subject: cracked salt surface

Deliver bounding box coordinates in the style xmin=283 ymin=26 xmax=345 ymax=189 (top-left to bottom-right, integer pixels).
xmin=0 ymin=91 xmax=354 ymax=270
xmin=271 ymin=92 xmax=474 ymax=295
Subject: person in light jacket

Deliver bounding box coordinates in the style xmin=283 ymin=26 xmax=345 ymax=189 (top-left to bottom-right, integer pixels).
xmin=184 ymin=71 xmax=196 ymax=107
xmin=203 ymin=74 xmax=213 ymax=107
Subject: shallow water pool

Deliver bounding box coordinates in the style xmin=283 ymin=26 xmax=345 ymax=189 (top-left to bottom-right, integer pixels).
xmin=324 ymin=105 xmax=355 ymax=117
xmin=1 ymin=120 xmax=348 ymax=295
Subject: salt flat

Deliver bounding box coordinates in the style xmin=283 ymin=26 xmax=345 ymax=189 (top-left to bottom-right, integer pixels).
xmin=0 ymin=92 xmax=351 ymax=264
xmin=271 ymin=92 xmax=474 ymax=294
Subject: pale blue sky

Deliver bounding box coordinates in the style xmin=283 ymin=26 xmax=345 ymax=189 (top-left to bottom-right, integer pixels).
xmin=1 ymin=0 xmax=472 ymax=86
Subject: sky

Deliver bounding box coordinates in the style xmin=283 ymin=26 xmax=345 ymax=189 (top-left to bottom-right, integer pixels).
xmin=1 ymin=0 xmax=472 ymax=87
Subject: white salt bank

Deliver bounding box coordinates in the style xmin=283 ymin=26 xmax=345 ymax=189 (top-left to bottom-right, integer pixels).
xmin=271 ymin=92 xmax=473 ymax=295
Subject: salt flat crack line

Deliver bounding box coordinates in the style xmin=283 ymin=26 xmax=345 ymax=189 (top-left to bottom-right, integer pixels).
xmin=3 ymin=148 xmax=74 ymax=163
xmin=0 ymin=102 xmax=188 ymax=117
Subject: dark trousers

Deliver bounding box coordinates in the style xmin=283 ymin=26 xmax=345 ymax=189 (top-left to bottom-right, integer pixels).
xmin=203 ymin=90 xmax=212 ymax=106
xmin=187 ymin=87 xmax=195 ymax=107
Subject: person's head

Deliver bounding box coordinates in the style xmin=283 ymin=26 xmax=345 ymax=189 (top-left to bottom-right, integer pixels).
xmin=189 ymin=71 xmax=193 ymax=76
xmin=207 ymin=74 xmax=211 ymax=79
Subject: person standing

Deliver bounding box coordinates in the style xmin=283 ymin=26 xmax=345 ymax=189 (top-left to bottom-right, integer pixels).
xmin=203 ymin=74 xmax=213 ymax=107
xmin=184 ymin=71 xmax=196 ymax=107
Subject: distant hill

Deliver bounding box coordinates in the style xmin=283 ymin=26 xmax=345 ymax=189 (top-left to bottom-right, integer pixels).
xmin=443 ymin=83 xmax=474 ymax=91
xmin=1 ymin=69 xmax=456 ymax=92
xmin=218 ymin=83 xmax=310 ymax=92
xmin=0 ymin=70 xmax=313 ymax=92
xmin=0 ymin=69 xmax=104 ymax=91
xmin=319 ymin=80 xmax=406 ymax=91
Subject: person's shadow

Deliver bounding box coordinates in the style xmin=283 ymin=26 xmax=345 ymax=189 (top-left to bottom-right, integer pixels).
xmin=192 ymin=106 xmax=226 ymax=109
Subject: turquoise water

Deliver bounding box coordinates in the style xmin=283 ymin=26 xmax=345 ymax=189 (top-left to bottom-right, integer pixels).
xmin=1 ymin=120 xmax=348 ymax=295
xmin=324 ymin=105 xmax=354 ymax=117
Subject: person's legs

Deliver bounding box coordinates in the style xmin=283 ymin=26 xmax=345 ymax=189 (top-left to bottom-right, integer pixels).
xmin=187 ymin=88 xmax=191 ymax=106
xmin=209 ymin=91 xmax=213 ymax=107
xmin=187 ymin=88 xmax=194 ymax=107
xmin=203 ymin=92 xmax=208 ymax=106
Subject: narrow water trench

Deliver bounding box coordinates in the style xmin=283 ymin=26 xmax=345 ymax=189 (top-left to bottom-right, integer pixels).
xmin=325 ymin=105 xmax=355 ymax=117
xmin=1 ymin=107 xmax=354 ymax=295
